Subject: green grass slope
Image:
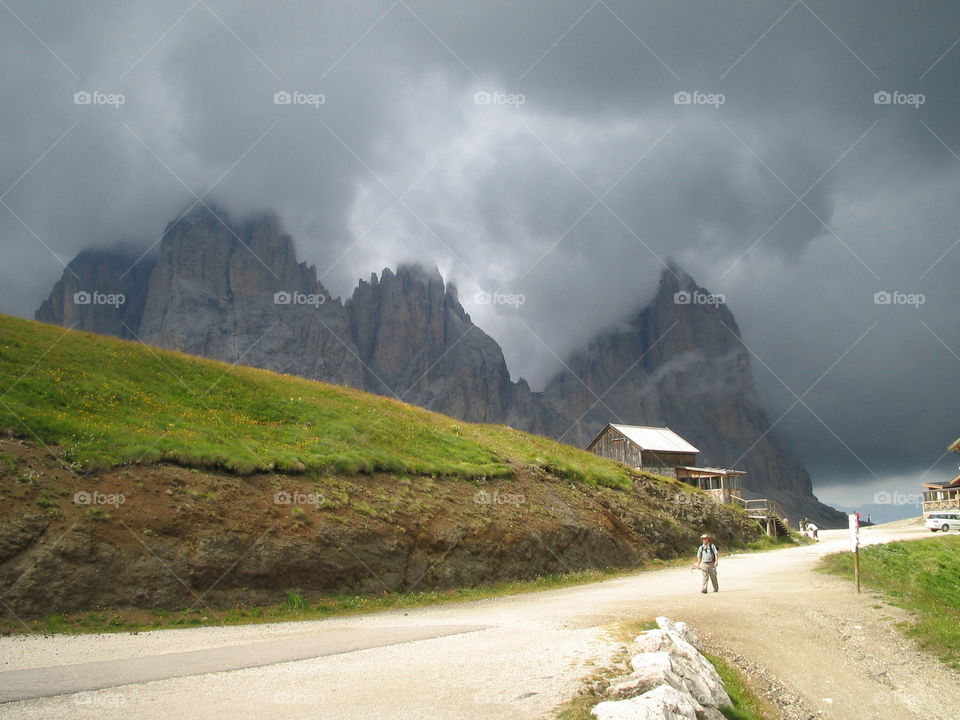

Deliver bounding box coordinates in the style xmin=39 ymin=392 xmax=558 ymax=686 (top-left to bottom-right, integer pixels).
xmin=820 ymin=536 xmax=960 ymax=669
xmin=0 ymin=314 xmax=630 ymax=488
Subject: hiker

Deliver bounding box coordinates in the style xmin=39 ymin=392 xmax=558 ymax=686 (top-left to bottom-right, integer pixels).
xmin=697 ymin=533 xmax=719 ymax=593
xmin=806 ymin=521 xmax=819 ymax=540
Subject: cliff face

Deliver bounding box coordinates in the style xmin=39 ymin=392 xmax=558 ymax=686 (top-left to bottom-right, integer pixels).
xmin=137 ymin=208 xmax=363 ymax=386
xmin=34 ymin=206 xmax=843 ymax=525
xmin=346 ymin=265 xmax=526 ymax=422
xmin=34 ymin=247 xmax=155 ymax=340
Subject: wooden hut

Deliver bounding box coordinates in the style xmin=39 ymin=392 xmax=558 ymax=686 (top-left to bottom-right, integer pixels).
xmin=586 ymin=424 xmax=698 ymax=477
xmin=586 ymin=423 xmax=748 ymax=506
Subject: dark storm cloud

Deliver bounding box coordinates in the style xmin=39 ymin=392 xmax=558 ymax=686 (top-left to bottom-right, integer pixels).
xmin=1 ymin=0 xmax=958 ymax=507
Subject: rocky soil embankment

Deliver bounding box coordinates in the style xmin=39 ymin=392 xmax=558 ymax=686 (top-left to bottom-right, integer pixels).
xmin=0 ymin=438 xmax=758 ymax=618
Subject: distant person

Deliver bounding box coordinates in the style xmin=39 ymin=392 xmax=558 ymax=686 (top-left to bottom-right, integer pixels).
xmin=697 ymin=533 xmax=719 ymax=593
xmin=806 ymin=522 xmax=819 ymax=540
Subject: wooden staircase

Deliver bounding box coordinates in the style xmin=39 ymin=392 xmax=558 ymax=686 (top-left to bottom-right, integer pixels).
xmin=731 ymin=496 xmax=790 ymax=537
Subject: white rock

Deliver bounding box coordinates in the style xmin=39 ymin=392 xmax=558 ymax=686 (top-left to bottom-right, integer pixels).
xmin=592 ymin=684 xmax=702 ymax=720
xmin=656 ymin=616 xmax=703 ymax=649
xmin=624 ymin=647 xmax=731 ymax=709
xmin=634 ymin=629 xmax=721 ymax=687
xmin=668 ymin=653 xmax=731 ymax=709
xmin=607 ymin=652 xmax=673 ymax=698
xmin=633 ymin=628 xmax=675 ymax=653
xmin=601 ymin=618 xmax=733 ymax=718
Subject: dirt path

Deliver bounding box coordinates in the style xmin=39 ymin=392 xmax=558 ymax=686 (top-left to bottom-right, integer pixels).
xmin=0 ymin=524 xmax=955 ymax=719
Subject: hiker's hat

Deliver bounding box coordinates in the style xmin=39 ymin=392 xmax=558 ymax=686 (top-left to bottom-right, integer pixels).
xmin=700 ymin=533 xmax=711 ymax=539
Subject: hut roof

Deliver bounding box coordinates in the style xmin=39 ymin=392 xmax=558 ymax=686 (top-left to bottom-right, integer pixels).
xmin=605 ymin=424 xmax=700 ymax=454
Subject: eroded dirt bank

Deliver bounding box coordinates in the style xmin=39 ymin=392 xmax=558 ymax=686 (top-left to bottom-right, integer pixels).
xmin=0 ymin=438 xmax=757 ymax=617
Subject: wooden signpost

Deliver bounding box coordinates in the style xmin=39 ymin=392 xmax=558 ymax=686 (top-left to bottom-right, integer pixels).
xmin=849 ymin=512 xmax=860 ymax=594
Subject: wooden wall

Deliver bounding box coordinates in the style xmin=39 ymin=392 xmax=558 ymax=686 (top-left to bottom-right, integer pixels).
xmin=587 ymin=428 xmax=643 ymax=467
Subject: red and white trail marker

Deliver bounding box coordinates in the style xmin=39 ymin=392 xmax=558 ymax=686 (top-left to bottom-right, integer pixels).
xmin=849 ymin=512 xmax=861 ymax=593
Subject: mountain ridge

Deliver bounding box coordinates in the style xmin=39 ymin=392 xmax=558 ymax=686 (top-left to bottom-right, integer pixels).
xmin=34 ymin=204 xmax=844 ymax=525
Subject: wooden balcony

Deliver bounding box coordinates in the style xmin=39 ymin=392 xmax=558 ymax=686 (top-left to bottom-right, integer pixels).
xmin=922 ymin=488 xmax=960 ymax=515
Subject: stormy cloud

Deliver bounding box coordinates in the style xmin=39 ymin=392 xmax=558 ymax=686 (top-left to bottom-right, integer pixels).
xmin=1 ymin=0 xmax=958 ymax=513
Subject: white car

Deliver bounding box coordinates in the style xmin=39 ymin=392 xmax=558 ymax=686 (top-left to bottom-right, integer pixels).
xmin=925 ymin=512 xmax=960 ymax=532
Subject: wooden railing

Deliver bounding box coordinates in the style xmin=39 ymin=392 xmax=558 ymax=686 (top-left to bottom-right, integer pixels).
xmin=731 ymin=496 xmax=789 ymax=536
xmin=923 ymin=499 xmax=960 ymax=512
xmin=731 ymin=496 xmax=787 ymax=520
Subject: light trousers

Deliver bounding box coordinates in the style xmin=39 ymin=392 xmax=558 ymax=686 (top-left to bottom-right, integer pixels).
xmin=700 ymin=562 xmax=718 ymax=592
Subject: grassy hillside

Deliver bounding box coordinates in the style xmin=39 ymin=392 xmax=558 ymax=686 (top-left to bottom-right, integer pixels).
xmin=0 ymin=314 xmax=629 ymax=487
xmin=819 ymin=537 xmax=960 ymax=669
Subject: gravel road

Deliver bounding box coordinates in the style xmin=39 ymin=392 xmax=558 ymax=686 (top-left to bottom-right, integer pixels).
xmin=0 ymin=523 xmax=955 ymax=720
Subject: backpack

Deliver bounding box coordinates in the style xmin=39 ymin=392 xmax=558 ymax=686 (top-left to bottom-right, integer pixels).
xmin=699 ymin=543 xmax=718 ymax=562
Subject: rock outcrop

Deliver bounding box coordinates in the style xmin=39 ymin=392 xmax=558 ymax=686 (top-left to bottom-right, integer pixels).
xmin=593 ymin=617 xmax=731 ymax=720
xmin=33 ymin=205 xmax=843 ymax=525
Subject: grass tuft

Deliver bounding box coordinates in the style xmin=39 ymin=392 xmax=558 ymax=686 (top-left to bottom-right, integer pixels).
xmin=706 ymin=653 xmax=775 ymax=720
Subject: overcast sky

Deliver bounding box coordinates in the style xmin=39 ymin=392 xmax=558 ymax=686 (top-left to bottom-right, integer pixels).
xmin=1 ymin=1 xmax=958 ymax=512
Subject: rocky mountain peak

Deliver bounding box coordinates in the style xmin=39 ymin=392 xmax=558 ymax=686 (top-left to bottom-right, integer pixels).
xmin=394 ymin=262 xmax=444 ymax=286
xmin=136 ymin=206 xmax=363 ymax=385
